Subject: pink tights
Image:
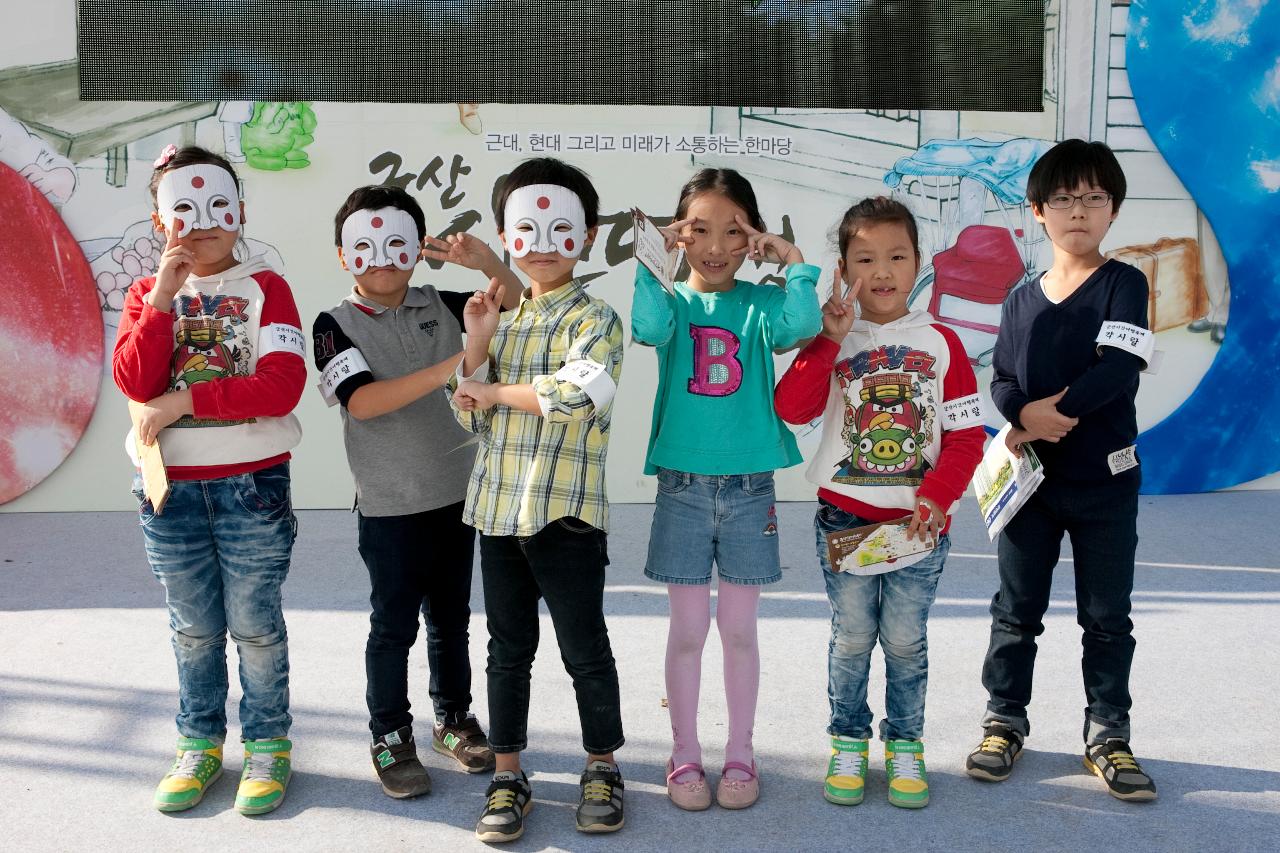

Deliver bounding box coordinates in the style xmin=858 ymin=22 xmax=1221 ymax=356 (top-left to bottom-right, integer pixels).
xmin=665 ymin=582 xmax=761 ymax=782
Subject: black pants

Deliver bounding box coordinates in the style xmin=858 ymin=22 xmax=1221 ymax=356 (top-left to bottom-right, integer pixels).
xmin=980 ymin=474 xmax=1140 ymax=745
xmin=480 ymin=518 xmax=624 ymax=755
xmin=358 ymin=501 xmax=475 ymax=737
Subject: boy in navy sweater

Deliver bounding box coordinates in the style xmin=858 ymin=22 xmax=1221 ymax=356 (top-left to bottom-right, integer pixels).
xmin=966 ymin=140 xmax=1157 ymax=802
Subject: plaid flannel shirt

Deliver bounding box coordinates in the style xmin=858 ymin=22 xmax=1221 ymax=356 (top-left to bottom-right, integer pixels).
xmin=448 ymin=278 xmax=624 ymax=537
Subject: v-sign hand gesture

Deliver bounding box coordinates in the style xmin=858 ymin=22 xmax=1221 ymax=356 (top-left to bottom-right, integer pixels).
xmin=463 ymin=276 xmax=503 ymax=341
xmin=731 ymin=214 xmax=804 ymax=268
xmin=821 ymin=268 xmax=862 ymax=342
xmin=655 ymin=215 xmax=698 ymax=253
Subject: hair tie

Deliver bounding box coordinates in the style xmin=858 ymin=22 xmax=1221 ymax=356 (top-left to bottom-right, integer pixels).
xmin=153 ymin=144 xmax=178 ymax=168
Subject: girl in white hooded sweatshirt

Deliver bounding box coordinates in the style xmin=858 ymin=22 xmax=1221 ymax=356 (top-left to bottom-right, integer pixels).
xmin=775 ymin=197 xmax=984 ymax=810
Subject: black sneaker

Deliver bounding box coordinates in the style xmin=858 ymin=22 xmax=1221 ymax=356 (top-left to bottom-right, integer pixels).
xmin=371 ymin=726 xmax=432 ymax=798
xmin=1085 ymin=739 xmax=1157 ymax=802
xmin=434 ymin=715 xmax=496 ymax=773
xmin=966 ymin=725 xmax=1023 ymax=782
xmin=576 ymin=761 xmax=624 ymax=833
xmin=475 ymin=771 xmax=532 ymax=843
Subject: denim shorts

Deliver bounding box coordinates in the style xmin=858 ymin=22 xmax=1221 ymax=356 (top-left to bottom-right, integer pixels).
xmin=644 ymin=467 xmax=781 ymax=586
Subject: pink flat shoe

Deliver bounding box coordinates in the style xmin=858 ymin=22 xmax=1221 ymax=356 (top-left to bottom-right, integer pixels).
xmin=716 ymin=761 xmax=760 ymax=809
xmin=666 ymin=760 xmax=712 ymax=811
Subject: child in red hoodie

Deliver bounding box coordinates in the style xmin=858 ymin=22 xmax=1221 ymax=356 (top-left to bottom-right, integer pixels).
xmin=775 ymin=197 xmax=984 ymax=809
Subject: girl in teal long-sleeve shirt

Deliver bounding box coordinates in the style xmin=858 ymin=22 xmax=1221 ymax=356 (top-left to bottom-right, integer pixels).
xmin=632 ymin=168 xmax=822 ymax=811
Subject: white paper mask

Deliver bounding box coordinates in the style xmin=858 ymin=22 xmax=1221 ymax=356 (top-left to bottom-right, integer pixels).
xmin=503 ymin=184 xmax=587 ymax=259
xmin=340 ymin=207 xmax=420 ymax=275
xmin=156 ymin=165 xmax=241 ymax=237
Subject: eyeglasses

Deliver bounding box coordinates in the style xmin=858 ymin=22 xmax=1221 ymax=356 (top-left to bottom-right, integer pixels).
xmin=1044 ymin=191 xmax=1113 ymax=209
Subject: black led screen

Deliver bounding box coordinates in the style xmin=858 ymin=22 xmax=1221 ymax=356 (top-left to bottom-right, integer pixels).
xmin=78 ymin=1 xmax=1043 ymax=110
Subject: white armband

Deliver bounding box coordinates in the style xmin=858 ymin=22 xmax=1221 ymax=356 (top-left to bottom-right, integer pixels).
xmin=941 ymin=393 xmax=984 ymax=430
xmin=1096 ymin=321 xmax=1154 ymax=365
xmin=555 ymin=358 xmax=616 ymax=409
xmin=258 ymin=322 xmax=306 ymax=359
xmin=318 ymin=348 xmax=371 ymax=406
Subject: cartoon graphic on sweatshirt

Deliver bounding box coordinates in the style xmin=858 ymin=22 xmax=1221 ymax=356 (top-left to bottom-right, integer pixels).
xmin=833 ymin=345 xmax=939 ymax=487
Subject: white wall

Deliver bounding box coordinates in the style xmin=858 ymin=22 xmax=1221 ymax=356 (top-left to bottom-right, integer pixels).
xmin=3 ymin=0 xmax=1269 ymax=511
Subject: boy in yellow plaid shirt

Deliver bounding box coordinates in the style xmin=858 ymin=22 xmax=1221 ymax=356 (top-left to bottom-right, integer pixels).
xmin=448 ymin=158 xmax=626 ymax=842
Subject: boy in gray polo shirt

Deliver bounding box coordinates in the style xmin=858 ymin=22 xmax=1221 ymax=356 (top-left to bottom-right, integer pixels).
xmin=312 ymin=186 xmax=521 ymax=798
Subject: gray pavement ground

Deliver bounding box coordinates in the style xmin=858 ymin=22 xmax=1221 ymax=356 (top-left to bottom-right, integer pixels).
xmin=2 ymin=493 xmax=1278 ymax=852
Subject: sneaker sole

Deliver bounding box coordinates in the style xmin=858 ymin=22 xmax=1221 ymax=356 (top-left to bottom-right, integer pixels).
xmin=380 ymin=779 xmax=432 ymax=799
xmin=1083 ymin=756 xmax=1158 ymax=802
xmin=433 ymin=739 xmax=495 ymax=773
xmin=823 ymin=788 xmax=863 ymax=806
xmin=889 ymin=792 xmax=930 ymax=809
xmin=475 ymin=799 xmax=533 ymax=843
xmin=155 ymin=767 xmax=223 ymax=812
xmin=577 ymin=816 xmax=625 ymax=834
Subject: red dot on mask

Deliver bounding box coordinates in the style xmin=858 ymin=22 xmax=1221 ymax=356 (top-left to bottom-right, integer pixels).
xmin=192 ymin=176 xmax=205 ymax=189
xmin=536 ymin=196 xmax=550 ymax=209
xmin=174 ymin=218 xmax=185 ymax=232
xmin=514 ymin=238 xmax=524 ymax=251
xmin=224 ymin=213 xmax=234 ymax=225
xmin=354 ymin=257 xmax=363 ymax=268
xmin=564 ymin=238 xmax=575 ymax=251
xmin=399 ymin=252 xmax=409 ymax=264
xmin=371 ymin=216 xmax=383 ymax=228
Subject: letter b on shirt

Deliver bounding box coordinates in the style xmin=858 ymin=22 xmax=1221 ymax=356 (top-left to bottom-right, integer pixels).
xmin=688 ymin=324 xmax=742 ymax=397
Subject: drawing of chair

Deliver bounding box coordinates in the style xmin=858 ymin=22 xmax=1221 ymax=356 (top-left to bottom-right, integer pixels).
xmin=886 ymin=136 xmax=1048 ymax=279
xmin=928 ymin=224 xmax=1026 ymax=366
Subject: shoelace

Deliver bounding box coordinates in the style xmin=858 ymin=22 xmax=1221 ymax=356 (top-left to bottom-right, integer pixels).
xmin=487 ymin=788 xmax=518 ymax=811
xmin=980 ymin=734 xmax=1010 ymax=753
xmin=242 ymin=751 xmax=277 ymax=783
xmin=1106 ymin=749 xmax=1140 ymax=773
xmin=171 ymin=750 xmax=208 ymax=778
xmin=831 ymin=750 xmax=863 ymax=777
xmin=889 ymin=754 xmax=923 ymax=781
xmin=582 ymin=780 xmax=614 ymax=802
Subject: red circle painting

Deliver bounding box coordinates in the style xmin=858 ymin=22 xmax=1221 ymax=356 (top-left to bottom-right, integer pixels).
xmin=0 ymin=163 xmax=103 ymax=504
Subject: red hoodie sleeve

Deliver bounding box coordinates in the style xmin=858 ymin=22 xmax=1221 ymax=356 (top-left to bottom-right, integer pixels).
xmin=112 ymin=277 xmax=178 ymax=402
xmin=774 ymin=334 xmax=840 ymax=425
xmin=188 ymin=271 xmax=307 ymax=421
xmin=917 ymin=324 xmax=986 ymax=513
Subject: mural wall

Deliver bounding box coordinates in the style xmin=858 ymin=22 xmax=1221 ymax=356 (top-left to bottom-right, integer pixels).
xmin=2 ymin=0 xmax=1273 ymax=510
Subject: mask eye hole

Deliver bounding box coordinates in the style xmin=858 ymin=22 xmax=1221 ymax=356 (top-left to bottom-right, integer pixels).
xmin=211 ymin=199 xmax=229 ymax=209
xmin=388 ymin=238 xmax=406 ymax=248
xmin=354 ymin=240 xmax=372 ymax=251
xmin=173 ymin=202 xmax=194 ymax=213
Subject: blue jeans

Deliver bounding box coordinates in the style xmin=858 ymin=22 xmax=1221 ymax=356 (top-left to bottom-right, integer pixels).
xmin=132 ymin=462 xmax=296 ymax=742
xmin=815 ymin=500 xmax=950 ymax=741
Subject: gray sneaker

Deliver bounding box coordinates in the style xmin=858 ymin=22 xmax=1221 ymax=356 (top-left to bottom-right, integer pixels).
xmin=1085 ymin=739 xmax=1157 ymax=802
xmin=371 ymin=726 xmax=432 ymax=798
xmin=966 ymin=725 xmax=1023 ymax=782
xmin=577 ymin=761 xmax=624 ymax=833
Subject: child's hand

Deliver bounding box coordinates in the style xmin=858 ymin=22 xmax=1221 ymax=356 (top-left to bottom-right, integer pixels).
xmin=656 ymin=216 xmax=698 ymax=252
xmin=150 ymin=227 xmax=195 ymax=311
xmin=456 ymin=380 xmax=495 ymax=411
xmin=906 ymin=496 xmax=944 ymax=543
xmin=136 ymin=389 xmax=192 ymax=446
xmin=732 ymin=214 xmax=804 ymax=267
xmin=1018 ymin=389 xmax=1077 ymax=442
xmin=463 ymin=277 xmax=503 ymax=341
xmin=422 ymin=232 xmax=499 ymax=272
xmin=820 ymin=269 xmax=861 ymax=342
xmin=1004 ymin=426 xmax=1032 ymax=458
